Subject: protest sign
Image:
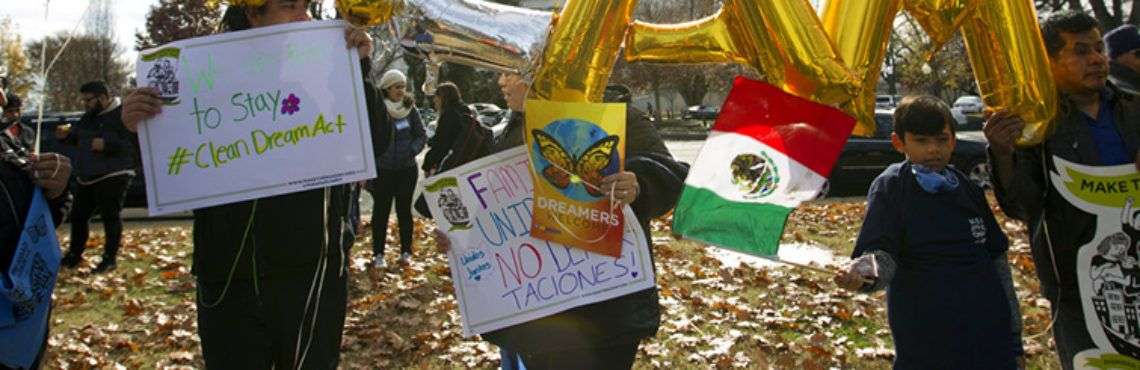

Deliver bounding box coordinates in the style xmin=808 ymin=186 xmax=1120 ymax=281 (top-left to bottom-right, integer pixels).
xmin=423 ymin=147 xmax=654 ymax=336
xmin=0 ymin=189 xmax=60 ymax=369
xmin=134 ymin=20 xmax=375 ymax=215
xmin=1051 ymin=158 xmax=1140 ymax=368
xmin=524 ymin=100 xmax=626 ymax=257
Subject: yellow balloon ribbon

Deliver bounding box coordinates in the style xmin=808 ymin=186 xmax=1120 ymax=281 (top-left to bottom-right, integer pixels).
xmin=903 ymin=0 xmax=980 ymax=51
xmin=960 ymin=0 xmax=1057 ymax=147
xmin=529 ymin=0 xmax=639 ymax=102
xmin=822 ymin=0 xmax=902 ymax=137
xmin=336 ymin=0 xmax=406 ymax=27
xmin=625 ymin=0 xmax=857 ymax=106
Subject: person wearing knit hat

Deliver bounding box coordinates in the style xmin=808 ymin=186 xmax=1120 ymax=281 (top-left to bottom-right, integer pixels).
xmin=1106 ymin=24 xmax=1140 ymax=95
xmin=367 ymin=68 xmax=426 ymax=269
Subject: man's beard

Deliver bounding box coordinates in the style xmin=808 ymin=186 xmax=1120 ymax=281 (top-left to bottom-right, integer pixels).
xmin=86 ymin=103 xmax=104 ymax=116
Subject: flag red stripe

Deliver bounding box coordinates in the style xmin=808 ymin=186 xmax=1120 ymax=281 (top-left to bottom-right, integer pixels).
xmin=710 ymin=77 xmax=856 ymax=177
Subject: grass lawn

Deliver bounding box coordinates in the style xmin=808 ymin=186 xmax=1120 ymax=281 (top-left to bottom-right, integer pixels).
xmin=42 ymin=195 xmax=1061 ymax=369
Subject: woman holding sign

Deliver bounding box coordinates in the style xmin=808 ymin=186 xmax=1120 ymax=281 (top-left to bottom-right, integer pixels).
xmin=434 ymin=74 xmax=688 ymax=369
xmin=121 ymin=1 xmax=388 ymax=368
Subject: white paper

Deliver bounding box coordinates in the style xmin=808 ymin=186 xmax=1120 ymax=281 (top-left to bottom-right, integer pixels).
xmin=422 ymin=147 xmax=656 ymax=336
xmin=134 ymin=20 xmax=375 ymax=215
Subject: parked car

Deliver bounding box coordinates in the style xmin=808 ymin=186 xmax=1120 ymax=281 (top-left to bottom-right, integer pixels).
xmin=875 ymin=95 xmax=902 ymax=108
xmin=825 ymin=109 xmax=991 ymax=197
xmin=22 ymin=111 xmax=149 ymax=208
xmin=953 ymin=95 xmax=985 ymax=113
xmin=951 ymin=107 xmax=968 ymax=127
xmin=467 ymin=103 xmax=505 ymax=128
xmin=683 ymin=105 xmax=719 ymax=121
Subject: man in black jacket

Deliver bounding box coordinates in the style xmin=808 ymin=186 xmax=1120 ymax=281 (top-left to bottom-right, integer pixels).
xmin=987 ymin=11 xmax=1140 ymax=369
xmin=120 ymin=1 xmax=386 ymax=368
xmin=59 ymin=81 xmax=136 ymax=273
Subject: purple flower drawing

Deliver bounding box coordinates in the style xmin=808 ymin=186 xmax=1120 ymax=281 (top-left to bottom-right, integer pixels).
xmin=281 ymin=93 xmax=301 ymax=115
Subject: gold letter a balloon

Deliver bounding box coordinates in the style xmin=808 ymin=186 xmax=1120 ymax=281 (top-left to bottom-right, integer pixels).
xmin=822 ymin=0 xmax=901 ymax=137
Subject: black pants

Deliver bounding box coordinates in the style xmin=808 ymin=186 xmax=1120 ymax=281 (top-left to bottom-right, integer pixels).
xmin=368 ymin=167 xmax=418 ymax=257
xmin=67 ymin=175 xmax=132 ymax=263
xmin=517 ymin=341 xmax=640 ymax=370
xmin=196 ymin=266 xmax=348 ymax=369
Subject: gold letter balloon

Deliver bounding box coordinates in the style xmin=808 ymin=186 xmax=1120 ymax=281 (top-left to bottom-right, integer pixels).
xmin=821 ymin=0 xmax=901 ymax=136
xmin=337 ymin=0 xmax=1057 ymax=146
xmin=959 ymin=0 xmax=1057 ymax=147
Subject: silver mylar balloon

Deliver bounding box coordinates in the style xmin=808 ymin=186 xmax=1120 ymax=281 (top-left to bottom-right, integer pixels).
xmin=366 ymin=0 xmax=553 ymax=93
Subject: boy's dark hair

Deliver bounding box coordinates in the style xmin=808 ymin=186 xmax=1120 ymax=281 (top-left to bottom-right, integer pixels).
xmin=79 ymin=81 xmax=110 ymax=96
xmin=892 ymin=95 xmax=955 ymax=140
xmin=1041 ymin=11 xmax=1101 ymax=57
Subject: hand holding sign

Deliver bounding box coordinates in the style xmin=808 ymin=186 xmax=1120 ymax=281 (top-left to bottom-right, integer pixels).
xmin=133 ymin=20 xmax=376 ymax=215
xmin=27 ymin=153 xmax=71 ymax=200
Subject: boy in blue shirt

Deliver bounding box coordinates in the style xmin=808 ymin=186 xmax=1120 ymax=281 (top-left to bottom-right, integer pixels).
xmin=836 ymin=96 xmax=1023 ymax=369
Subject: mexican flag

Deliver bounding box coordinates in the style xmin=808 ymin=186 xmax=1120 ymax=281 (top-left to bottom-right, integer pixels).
xmin=673 ymin=77 xmax=856 ymax=256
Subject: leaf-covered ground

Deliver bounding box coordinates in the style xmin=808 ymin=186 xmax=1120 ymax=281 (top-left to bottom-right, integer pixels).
xmin=43 ymin=196 xmax=1061 ymax=369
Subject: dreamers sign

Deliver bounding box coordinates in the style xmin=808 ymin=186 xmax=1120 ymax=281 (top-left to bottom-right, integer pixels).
xmin=423 ymin=147 xmax=654 ymax=336
xmin=134 ymin=20 xmax=375 ymax=215
xmin=524 ymin=100 xmax=627 ymax=256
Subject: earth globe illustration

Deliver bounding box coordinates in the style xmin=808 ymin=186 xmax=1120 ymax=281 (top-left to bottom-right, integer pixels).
xmin=530 ymin=119 xmax=621 ymax=202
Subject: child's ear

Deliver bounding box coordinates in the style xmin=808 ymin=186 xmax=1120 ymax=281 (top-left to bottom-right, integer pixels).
xmin=891 ymin=133 xmax=905 ymax=153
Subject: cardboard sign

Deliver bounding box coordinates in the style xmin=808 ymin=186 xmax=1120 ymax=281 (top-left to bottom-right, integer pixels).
xmin=423 ymin=147 xmax=654 ymax=336
xmin=134 ymin=20 xmax=375 ymax=215
xmin=524 ymin=100 xmax=626 ymax=256
xmin=1051 ymin=157 xmax=1140 ymax=368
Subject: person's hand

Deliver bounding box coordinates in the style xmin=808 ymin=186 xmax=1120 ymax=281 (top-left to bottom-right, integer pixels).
xmin=433 ymin=229 xmax=451 ymax=253
xmin=834 ymin=264 xmax=869 ymax=291
xmin=983 ymin=110 xmax=1025 ymax=158
xmin=28 ymin=153 xmax=71 ymax=199
xmin=345 ymin=26 xmax=372 ymax=60
xmin=91 ymin=138 xmax=105 ymax=152
xmin=122 ymin=87 xmax=163 ymax=133
xmin=53 ymin=125 xmax=69 ymax=140
xmin=600 ymin=171 xmax=639 ymax=205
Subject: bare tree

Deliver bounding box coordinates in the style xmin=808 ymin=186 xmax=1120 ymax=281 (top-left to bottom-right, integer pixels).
xmin=891 ymin=14 xmax=976 ymax=101
xmin=1037 ymin=0 xmax=1140 ymax=30
xmin=83 ymin=0 xmax=123 ymax=86
xmin=135 ymin=0 xmax=220 ymax=50
xmin=27 ymin=33 xmax=130 ymax=111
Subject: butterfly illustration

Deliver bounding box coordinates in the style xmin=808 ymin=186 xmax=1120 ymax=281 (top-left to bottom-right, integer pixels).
xmin=531 ymin=129 xmax=620 ymax=197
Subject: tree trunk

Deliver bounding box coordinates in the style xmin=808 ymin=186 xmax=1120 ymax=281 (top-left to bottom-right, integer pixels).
xmin=652 ymin=75 xmax=662 ymax=121
xmin=1090 ymin=0 xmax=1121 ymax=31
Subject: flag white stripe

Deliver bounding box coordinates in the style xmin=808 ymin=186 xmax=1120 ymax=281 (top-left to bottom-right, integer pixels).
xmin=685 ymin=131 xmax=827 ymax=208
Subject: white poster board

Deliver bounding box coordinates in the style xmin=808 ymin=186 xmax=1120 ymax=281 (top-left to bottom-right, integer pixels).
xmin=134 ymin=20 xmax=375 ymax=215
xmin=423 ymin=147 xmax=656 ymax=336
xmin=1050 ymin=157 xmax=1140 ymax=368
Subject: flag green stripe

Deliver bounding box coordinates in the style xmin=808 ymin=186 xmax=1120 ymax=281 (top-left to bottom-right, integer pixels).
xmin=672 ymin=185 xmax=792 ymax=257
